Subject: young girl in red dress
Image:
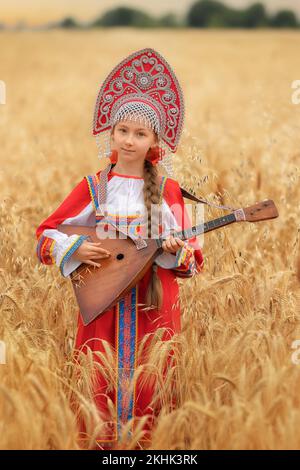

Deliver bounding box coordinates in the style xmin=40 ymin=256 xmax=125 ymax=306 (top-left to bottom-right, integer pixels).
xmin=36 ymin=48 xmax=204 ymax=449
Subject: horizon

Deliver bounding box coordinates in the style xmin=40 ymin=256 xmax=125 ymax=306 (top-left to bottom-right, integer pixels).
xmin=1 ymin=0 xmax=300 ymax=27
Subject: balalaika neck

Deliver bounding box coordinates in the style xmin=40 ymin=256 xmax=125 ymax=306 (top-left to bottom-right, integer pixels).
xmin=155 ymin=212 xmax=237 ymax=248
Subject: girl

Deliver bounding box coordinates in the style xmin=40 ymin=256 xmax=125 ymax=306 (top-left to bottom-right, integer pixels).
xmin=36 ymin=48 xmax=204 ymax=449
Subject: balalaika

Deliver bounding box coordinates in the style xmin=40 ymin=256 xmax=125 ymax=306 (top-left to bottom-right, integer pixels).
xmin=57 ymin=199 xmax=278 ymax=326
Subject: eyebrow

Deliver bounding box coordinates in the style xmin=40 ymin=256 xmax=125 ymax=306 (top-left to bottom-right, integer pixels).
xmin=118 ymin=125 xmax=148 ymax=131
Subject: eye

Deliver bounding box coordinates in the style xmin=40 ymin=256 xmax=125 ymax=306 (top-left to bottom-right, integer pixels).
xmin=138 ymin=132 xmax=146 ymax=137
xmin=119 ymin=128 xmax=126 ymax=133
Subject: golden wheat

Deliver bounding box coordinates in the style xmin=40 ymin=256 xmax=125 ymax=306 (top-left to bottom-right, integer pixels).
xmin=0 ymin=29 xmax=300 ymax=450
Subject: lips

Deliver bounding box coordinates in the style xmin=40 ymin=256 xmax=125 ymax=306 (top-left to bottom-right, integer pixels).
xmin=122 ymin=148 xmax=135 ymax=153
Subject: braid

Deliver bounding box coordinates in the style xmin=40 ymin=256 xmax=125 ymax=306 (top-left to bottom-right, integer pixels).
xmin=143 ymin=160 xmax=160 ymax=238
xmin=143 ymin=159 xmax=163 ymax=310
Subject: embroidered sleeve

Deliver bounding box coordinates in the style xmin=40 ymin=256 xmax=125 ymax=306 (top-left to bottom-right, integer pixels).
xmin=154 ymin=241 xmax=200 ymax=277
xmin=35 ymin=177 xmax=95 ymax=278
xmin=171 ymin=242 xmax=199 ymax=278
xmin=36 ymin=230 xmax=89 ymax=278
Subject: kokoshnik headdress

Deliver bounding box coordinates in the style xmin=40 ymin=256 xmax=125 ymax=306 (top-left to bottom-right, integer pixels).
xmin=92 ymin=48 xmax=185 ymax=177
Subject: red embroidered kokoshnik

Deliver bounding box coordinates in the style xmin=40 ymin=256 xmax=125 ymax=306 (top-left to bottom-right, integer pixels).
xmin=35 ymin=170 xmax=204 ymax=446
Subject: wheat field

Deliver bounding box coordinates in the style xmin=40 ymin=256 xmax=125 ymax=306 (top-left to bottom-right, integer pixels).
xmin=0 ymin=29 xmax=300 ymax=450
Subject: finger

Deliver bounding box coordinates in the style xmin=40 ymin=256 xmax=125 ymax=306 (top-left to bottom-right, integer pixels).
xmin=175 ymin=238 xmax=185 ymax=246
xmin=162 ymin=241 xmax=170 ymax=252
xmin=85 ymin=260 xmax=101 ymax=268
xmin=163 ymin=239 xmax=176 ymax=252
xmin=89 ymin=252 xmax=110 ymax=259
xmin=86 ymin=241 xmax=104 ymax=249
xmin=87 ymin=249 xmax=110 ymax=257
xmin=164 ymin=246 xmax=173 ymax=253
xmin=174 ymin=240 xmax=184 ymax=250
xmin=166 ymin=240 xmax=173 ymax=250
xmin=170 ymin=237 xmax=178 ymax=248
xmin=89 ymin=247 xmax=111 ymax=255
xmin=169 ymin=238 xmax=180 ymax=252
xmin=91 ymin=248 xmax=111 ymax=255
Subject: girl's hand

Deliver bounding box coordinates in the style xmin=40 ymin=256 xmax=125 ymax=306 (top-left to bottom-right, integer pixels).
xmin=72 ymin=241 xmax=111 ymax=268
xmin=161 ymin=235 xmax=185 ymax=254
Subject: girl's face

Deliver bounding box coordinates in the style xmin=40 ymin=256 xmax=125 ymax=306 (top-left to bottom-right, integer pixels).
xmin=111 ymin=119 xmax=158 ymax=163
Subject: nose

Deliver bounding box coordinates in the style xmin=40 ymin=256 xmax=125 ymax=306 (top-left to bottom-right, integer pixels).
xmin=125 ymin=133 xmax=134 ymax=145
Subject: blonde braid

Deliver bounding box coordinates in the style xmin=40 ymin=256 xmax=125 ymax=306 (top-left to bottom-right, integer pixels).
xmin=143 ymin=158 xmax=163 ymax=310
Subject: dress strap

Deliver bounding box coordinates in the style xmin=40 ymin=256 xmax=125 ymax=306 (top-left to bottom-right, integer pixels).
xmin=158 ymin=175 xmax=168 ymax=205
xmin=84 ymin=164 xmax=112 ymax=223
xmin=84 ymin=174 xmax=100 ymax=213
xmin=95 ymin=163 xmax=113 ymax=222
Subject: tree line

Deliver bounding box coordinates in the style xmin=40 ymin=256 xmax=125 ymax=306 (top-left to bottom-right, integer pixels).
xmin=1 ymin=1 xmax=299 ymax=30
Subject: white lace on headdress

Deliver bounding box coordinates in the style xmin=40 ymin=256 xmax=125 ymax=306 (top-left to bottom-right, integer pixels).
xmin=112 ymin=102 xmax=161 ymax=136
xmin=95 ymin=101 xmax=174 ymax=177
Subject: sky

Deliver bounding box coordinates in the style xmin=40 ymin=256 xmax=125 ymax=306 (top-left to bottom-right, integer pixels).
xmin=0 ymin=0 xmax=299 ymax=26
